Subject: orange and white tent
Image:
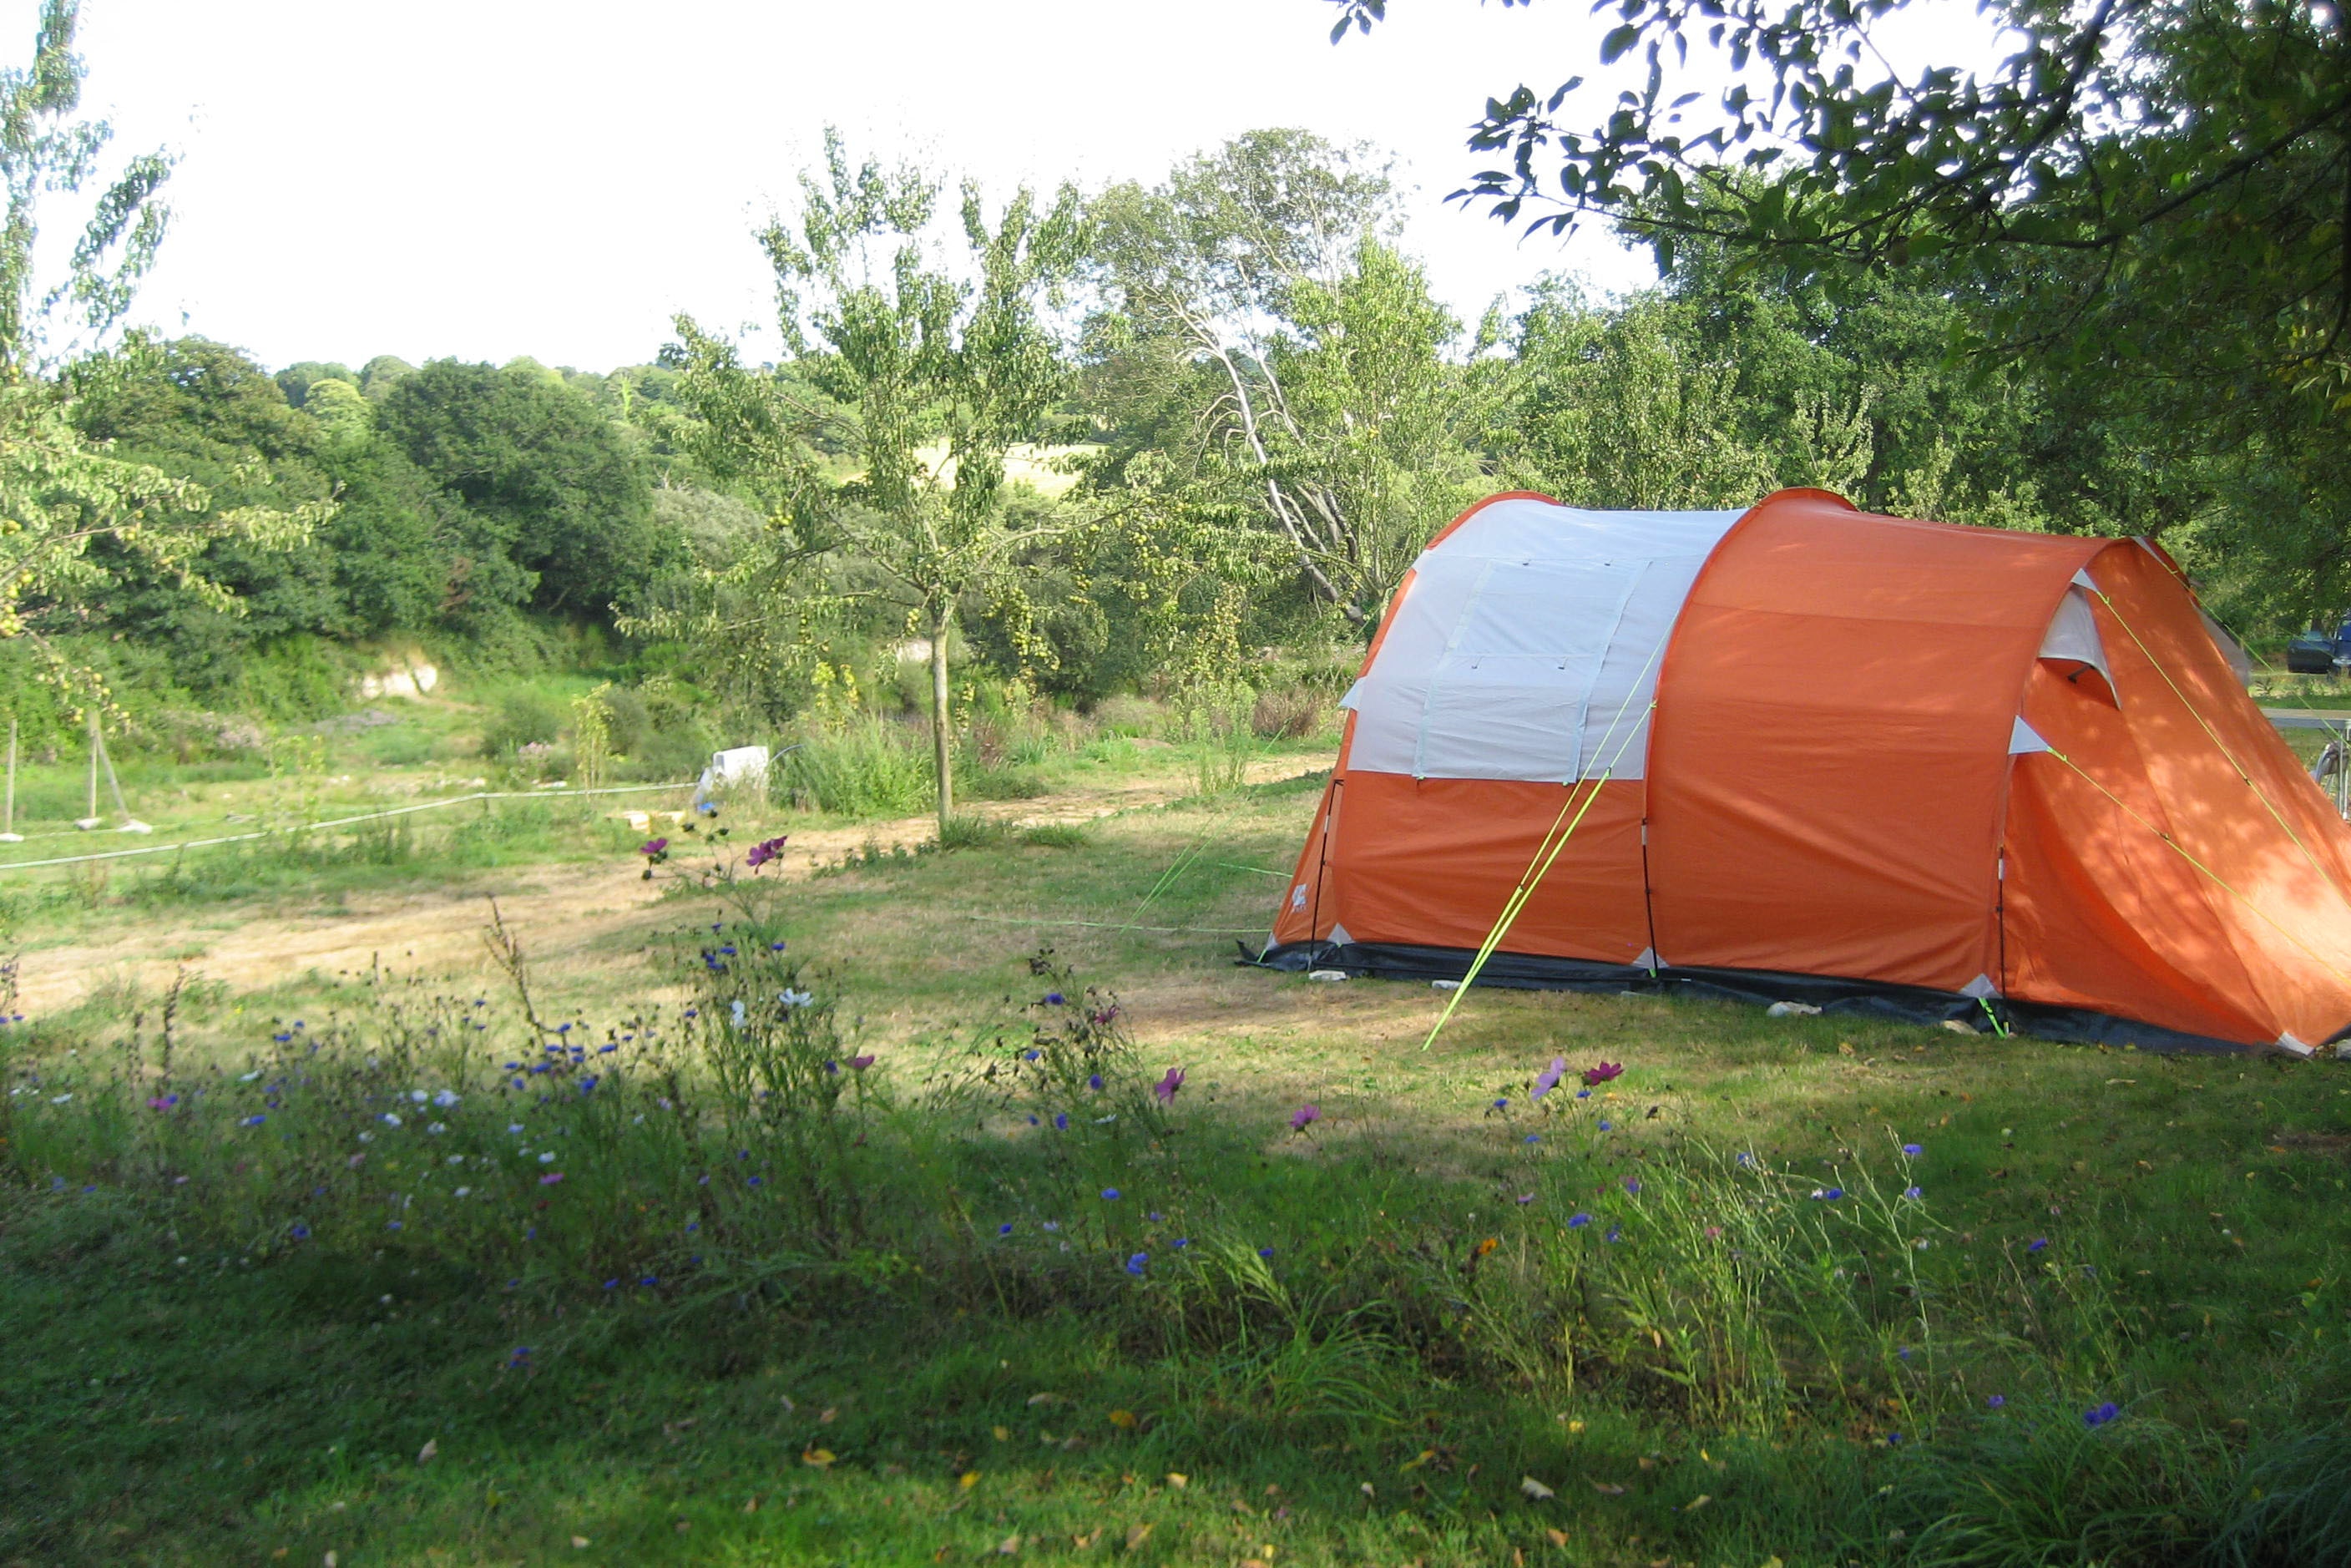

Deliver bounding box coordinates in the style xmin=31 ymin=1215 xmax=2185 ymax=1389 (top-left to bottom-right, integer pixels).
xmin=1264 ymin=488 xmax=2351 ymax=1055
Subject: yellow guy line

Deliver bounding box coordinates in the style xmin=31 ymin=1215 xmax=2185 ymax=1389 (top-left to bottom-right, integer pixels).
xmin=2086 ymin=583 xmax=2348 ymax=903
xmin=2042 ymin=745 xmax=2351 ymax=993
xmin=1419 ymin=633 xmax=1671 ymax=1051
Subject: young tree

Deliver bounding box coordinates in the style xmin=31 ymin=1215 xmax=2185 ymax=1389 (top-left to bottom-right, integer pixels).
xmin=0 ymin=3 xmax=317 ymax=701
xmin=674 ymin=132 xmax=1088 ymax=835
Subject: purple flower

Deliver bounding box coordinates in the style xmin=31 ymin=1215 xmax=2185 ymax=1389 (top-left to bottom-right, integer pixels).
xmin=1568 ymin=1212 xmax=1593 ymax=1229
xmin=1583 ymin=1062 xmax=1624 ymax=1086
xmin=1147 ymin=1211 xmax=1163 ymax=1222
xmin=1290 ymin=1104 xmax=1321 ymax=1132
xmin=1124 ymin=1252 xmax=1148 ymax=1277
xmin=539 ymin=1172 xmax=564 ymax=1186
xmin=146 ymin=1094 xmax=178 ymax=1111
xmin=1623 ymin=1177 xmax=1641 ymax=1195
xmin=745 ymin=834 xmax=789 ymax=869
xmin=1987 ymin=1394 xmax=2006 ymax=1409
xmin=1904 ymin=1186 xmax=1923 ymax=1199
xmin=848 ymin=1054 xmax=876 ymax=1071
xmin=1154 ymin=1067 xmax=1186 ymax=1105
xmin=640 ymin=837 xmax=669 ymax=857
xmin=1515 ymin=1192 xmax=1535 ymax=1205
xmin=2084 ymin=1402 xmax=2121 ymax=1428
xmin=1901 ymin=1143 xmax=1924 ymax=1157
xmin=1531 ymin=1057 xmax=1567 ymax=1100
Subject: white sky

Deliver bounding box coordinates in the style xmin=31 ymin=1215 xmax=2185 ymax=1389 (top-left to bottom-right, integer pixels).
xmin=26 ymin=0 xmax=1996 ymax=374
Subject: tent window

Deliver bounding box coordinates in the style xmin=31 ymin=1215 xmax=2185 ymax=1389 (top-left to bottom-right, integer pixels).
xmin=2040 ymin=586 xmax=2116 ymax=704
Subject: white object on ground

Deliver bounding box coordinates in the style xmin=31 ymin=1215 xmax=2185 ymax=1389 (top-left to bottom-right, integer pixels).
xmin=1432 ymin=979 xmax=1461 ymax=991
xmin=694 ymin=745 xmax=771 ymax=811
xmin=1766 ymin=1001 xmax=1822 ymax=1018
xmin=1307 ymin=969 xmax=1351 ymax=983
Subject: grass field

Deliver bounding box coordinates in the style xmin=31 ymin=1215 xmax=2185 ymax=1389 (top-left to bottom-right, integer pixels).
xmin=3 ymin=719 xmax=2350 ymax=1567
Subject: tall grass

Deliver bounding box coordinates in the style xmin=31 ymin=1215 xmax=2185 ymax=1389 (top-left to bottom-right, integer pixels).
xmin=6 ymin=913 xmax=2348 ymax=1564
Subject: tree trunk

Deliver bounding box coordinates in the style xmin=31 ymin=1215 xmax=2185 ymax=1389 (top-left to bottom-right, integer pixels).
xmin=928 ymin=604 xmax=953 ymax=837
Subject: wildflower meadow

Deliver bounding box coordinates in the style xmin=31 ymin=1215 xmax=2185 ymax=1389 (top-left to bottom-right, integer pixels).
xmin=3 ymin=776 xmax=2350 ymax=1566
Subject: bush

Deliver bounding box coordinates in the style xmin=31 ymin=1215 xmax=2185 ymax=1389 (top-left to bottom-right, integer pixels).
xmin=1251 ymin=685 xmax=1329 ymax=740
xmin=479 ymin=690 xmax=565 ymax=759
xmin=780 ymin=717 xmax=931 ymax=817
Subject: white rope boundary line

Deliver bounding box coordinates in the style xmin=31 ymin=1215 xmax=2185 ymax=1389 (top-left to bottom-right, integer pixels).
xmin=0 ymin=781 xmax=697 ymax=873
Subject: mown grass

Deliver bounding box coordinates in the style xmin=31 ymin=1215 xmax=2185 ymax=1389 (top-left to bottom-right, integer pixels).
xmin=3 ymin=770 xmax=2349 ymax=1567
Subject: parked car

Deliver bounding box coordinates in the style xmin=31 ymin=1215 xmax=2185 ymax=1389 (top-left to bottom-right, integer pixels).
xmin=2288 ymin=634 xmax=2338 ymax=674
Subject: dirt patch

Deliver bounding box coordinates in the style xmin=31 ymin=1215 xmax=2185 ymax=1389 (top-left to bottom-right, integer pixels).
xmin=13 ymin=761 xmax=1313 ymax=1019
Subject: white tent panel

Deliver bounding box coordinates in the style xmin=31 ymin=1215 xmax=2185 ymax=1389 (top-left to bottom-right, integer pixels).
xmin=1342 ymin=498 xmax=1745 ymax=781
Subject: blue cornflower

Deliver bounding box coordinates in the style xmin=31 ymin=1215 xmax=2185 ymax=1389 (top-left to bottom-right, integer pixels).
xmin=503 ymin=1062 xmax=523 ymax=1071
xmin=1737 ymin=1151 xmax=1754 ymax=1166
xmin=1597 ymin=1119 xmax=1613 ymax=1131
xmin=1901 ymin=1142 xmax=1924 ymax=1156
xmin=598 ymin=1044 xmax=617 ymax=1054
xmin=1897 ymin=1346 xmax=1912 ymax=1361
xmin=640 ymin=1276 xmax=658 ymax=1287
xmin=1257 ymin=1247 xmax=1275 ymax=1259
xmin=1605 ymin=1227 xmax=1623 ymax=1243
xmin=1053 ymin=1112 xmax=1069 ymax=1130
xmin=1024 ymin=1050 xmax=1041 ymax=1062
xmin=999 ymin=1223 xmax=1014 ymax=1236
xmin=386 ymin=1220 xmax=402 ymax=1232
xmin=1173 ymin=1237 xmax=1190 ymax=1249
xmin=1576 ymin=1089 xmax=1590 ymax=1100
xmin=1124 ymin=1252 xmax=1148 ymax=1277
xmin=241 ymin=1114 xmax=265 ymax=1126
xmin=2029 ymin=1237 xmax=2049 ymax=1252
xmin=272 ymin=1032 xmax=291 ymax=1043
xmin=289 ymin=1223 xmax=311 ymax=1241
xmin=559 ymin=1022 xmax=573 ymax=1033
xmin=1568 ymin=1212 xmax=1593 ymax=1228
xmin=1101 ymin=1188 xmax=1121 ymax=1201
xmin=1044 ymin=992 xmax=1066 ymax=1005
xmin=685 ymin=1222 xmax=699 ymax=1233
xmin=748 ymin=1176 xmax=763 ymax=1187
xmin=769 ymin=940 xmax=787 ymax=951
xmin=603 ymin=1279 xmax=619 ymax=1290
xmin=1987 ymin=1394 xmax=2006 ymax=1409
xmin=1904 ymin=1186 xmax=1924 ymax=1199
xmin=1088 ymin=1073 xmax=1104 ymax=1091
xmin=1524 ymin=1134 xmax=1541 ymax=1143
xmin=2083 ymin=1402 xmax=2120 ymax=1428
xmin=1624 ymin=1177 xmax=1641 ymax=1194
xmin=1494 ymin=1098 xmax=1509 ymax=1110
xmin=507 ymin=1347 xmax=531 ymax=1367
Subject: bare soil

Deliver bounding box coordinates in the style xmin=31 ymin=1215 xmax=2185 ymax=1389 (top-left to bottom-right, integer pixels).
xmin=15 ymin=761 xmax=1309 ymax=1019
